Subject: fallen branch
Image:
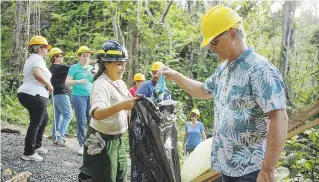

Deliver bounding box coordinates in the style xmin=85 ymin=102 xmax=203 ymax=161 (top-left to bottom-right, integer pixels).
xmin=288 ymin=98 xmax=319 ymax=131
xmin=1 ymin=128 xmax=21 ymax=134
xmin=287 ymin=118 xmax=319 ymax=139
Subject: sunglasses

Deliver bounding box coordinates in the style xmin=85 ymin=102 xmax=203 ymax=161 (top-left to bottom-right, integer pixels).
xmin=190 ymin=114 xmax=197 ymax=118
xmin=210 ymin=30 xmax=228 ymax=46
xmin=40 ymin=45 xmax=49 ymax=50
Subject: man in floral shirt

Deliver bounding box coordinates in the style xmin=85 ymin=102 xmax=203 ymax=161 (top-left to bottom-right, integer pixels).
xmin=163 ymin=5 xmax=288 ymax=182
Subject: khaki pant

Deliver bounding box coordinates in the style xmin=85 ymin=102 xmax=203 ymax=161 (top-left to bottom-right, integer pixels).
xmin=79 ymin=127 xmax=127 ymax=182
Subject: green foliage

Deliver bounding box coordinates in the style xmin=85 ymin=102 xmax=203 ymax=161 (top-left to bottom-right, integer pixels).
xmin=1 ymin=94 xmax=29 ymax=125
xmin=1 ymin=1 xmax=15 ymax=64
xmin=280 ymin=130 xmax=319 ymax=181
xmin=310 ymin=26 xmax=319 ymax=48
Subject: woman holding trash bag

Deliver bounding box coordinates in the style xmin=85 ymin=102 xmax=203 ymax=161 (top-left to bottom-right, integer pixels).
xmin=65 ymin=46 xmax=94 ymax=155
xmin=183 ymin=109 xmax=207 ymax=155
xmin=17 ymin=36 xmax=52 ymax=162
xmin=78 ymin=40 xmax=137 ymax=182
xmin=49 ymin=47 xmax=72 ymax=147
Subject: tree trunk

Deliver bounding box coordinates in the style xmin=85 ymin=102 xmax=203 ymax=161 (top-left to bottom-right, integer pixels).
xmin=126 ymin=1 xmax=142 ymax=87
xmin=160 ymin=1 xmax=173 ymax=25
xmin=126 ymin=29 xmax=133 ymax=86
xmin=279 ymin=0 xmax=296 ymax=79
xmin=127 ymin=30 xmax=140 ymax=87
xmin=190 ymin=41 xmax=194 ymax=79
xmin=10 ymin=0 xmax=42 ymax=88
xmin=110 ymin=0 xmax=119 ymax=40
xmin=145 ymin=0 xmax=158 ymax=24
xmin=116 ymin=1 xmax=125 ymax=46
xmin=210 ymin=0 xmax=220 ymax=7
xmin=12 ymin=1 xmax=26 ymax=74
xmin=279 ymin=0 xmax=296 ymax=108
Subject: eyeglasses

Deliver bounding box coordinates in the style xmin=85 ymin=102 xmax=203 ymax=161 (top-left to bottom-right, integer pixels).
xmin=210 ymin=30 xmax=228 ymax=46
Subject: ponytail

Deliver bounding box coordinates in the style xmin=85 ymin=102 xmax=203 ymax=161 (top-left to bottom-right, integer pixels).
xmin=94 ymin=62 xmax=106 ymax=81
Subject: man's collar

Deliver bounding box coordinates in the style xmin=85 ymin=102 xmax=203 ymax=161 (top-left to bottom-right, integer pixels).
xmin=227 ymin=47 xmax=253 ymax=71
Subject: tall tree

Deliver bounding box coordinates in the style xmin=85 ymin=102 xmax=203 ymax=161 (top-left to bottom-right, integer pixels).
xmin=279 ymin=0 xmax=297 ymax=79
xmin=10 ymin=1 xmax=41 ymax=77
xmin=279 ymin=0 xmax=297 ymax=107
xmin=126 ymin=1 xmax=141 ymax=87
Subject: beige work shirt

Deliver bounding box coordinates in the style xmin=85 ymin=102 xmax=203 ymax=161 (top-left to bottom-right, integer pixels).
xmin=89 ymin=73 xmax=132 ymax=135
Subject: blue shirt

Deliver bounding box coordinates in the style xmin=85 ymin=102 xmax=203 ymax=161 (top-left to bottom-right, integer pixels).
xmin=136 ymin=80 xmax=171 ymax=100
xmin=203 ymin=48 xmax=286 ymax=177
xmin=67 ymin=62 xmax=94 ymax=96
xmin=185 ymin=122 xmax=204 ymax=149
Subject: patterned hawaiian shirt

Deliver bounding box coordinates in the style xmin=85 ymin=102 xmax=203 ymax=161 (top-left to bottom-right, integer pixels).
xmin=203 ymin=48 xmax=286 ymax=177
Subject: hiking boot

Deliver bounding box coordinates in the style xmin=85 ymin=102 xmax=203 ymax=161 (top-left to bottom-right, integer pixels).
xmin=77 ymin=146 xmax=83 ymax=155
xmin=22 ymin=153 xmax=43 ymax=162
xmin=35 ymin=146 xmax=48 ymax=154
xmin=53 ymin=139 xmax=66 ymax=147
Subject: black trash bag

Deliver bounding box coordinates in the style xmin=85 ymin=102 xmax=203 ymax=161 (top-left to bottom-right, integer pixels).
xmin=129 ymin=97 xmax=181 ymax=182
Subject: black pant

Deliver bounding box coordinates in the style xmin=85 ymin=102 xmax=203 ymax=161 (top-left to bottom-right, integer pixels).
xmin=18 ymin=93 xmax=49 ymax=155
xmin=222 ymin=170 xmax=260 ymax=182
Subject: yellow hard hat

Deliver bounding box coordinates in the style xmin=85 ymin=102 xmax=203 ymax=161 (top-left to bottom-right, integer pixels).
xmin=200 ymin=5 xmax=241 ymax=47
xmin=190 ymin=109 xmax=200 ymax=117
xmin=48 ymin=48 xmax=66 ymax=62
xmin=134 ymin=73 xmax=146 ymax=81
xmin=77 ymin=46 xmax=93 ymax=57
xmin=28 ymin=36 xmax=52 ymax=50
xmin=151 ymin=61 xmax=164 ymax=71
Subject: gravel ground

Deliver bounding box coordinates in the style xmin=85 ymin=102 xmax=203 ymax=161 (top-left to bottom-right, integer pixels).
xmin=1 ymin=121 xmax=131 ymax=182
xmin=1 ymin=132 xmax=82 ymax=182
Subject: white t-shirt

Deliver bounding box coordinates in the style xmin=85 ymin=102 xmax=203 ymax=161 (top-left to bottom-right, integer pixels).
xmin=18 ymin=53 xmax=52 ymax=98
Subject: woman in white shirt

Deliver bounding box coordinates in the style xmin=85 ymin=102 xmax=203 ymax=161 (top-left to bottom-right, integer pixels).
xmin=17 ymin=36 xmax=53 ymax=162
xmin=78 ymin=40 xmax=136 ymax=182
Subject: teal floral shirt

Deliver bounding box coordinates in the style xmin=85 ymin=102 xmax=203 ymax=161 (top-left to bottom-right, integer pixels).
xmin=203 ymin=48 xmax=286 ymax=177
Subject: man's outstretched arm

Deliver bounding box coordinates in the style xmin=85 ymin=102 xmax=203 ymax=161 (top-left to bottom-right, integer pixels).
xmin=162 ymin=69 xmax=211 ymax=100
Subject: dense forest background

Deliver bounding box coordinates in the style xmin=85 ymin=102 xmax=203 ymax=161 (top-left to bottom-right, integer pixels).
xmin=1 ymin=0 xmax=318 ymax=181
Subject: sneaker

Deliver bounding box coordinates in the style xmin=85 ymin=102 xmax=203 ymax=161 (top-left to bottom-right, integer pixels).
xmin=77 ymin=146 xmax=83 ymax=155
xmin=35 ymin=146 xmax=48 ymax=154
xmin=22 ymin=153 xmax=43 ymax=162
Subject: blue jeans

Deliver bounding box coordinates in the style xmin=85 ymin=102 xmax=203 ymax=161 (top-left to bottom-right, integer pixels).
xmin=51 ymin=94 xmax=72 ymax=141
xmin=222 ymin=170 xmax=260 ymax=182
xmin=72 ymin=95 xmax=91 ymax=145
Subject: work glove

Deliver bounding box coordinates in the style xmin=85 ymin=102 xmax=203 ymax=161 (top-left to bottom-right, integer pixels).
xmin=84 ymin=132 xmax=106 ymax=155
